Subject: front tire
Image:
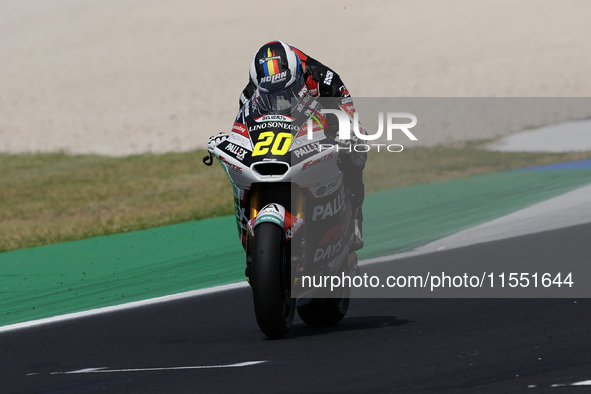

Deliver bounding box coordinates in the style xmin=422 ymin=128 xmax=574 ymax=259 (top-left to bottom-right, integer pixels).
xmin=250 ymin=222 xmax=295 ymax=339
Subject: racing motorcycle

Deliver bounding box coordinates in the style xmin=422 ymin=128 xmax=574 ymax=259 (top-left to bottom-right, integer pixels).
xmin=203 ymin=87 xmax=359 ymax=339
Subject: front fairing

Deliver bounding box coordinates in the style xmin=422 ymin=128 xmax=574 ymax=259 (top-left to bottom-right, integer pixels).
xmin=213 ymin=94 xmax=341 ymax=190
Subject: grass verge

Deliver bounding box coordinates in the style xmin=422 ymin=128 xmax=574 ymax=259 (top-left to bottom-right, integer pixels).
xmin=1 ymin=143 xmax=591 ymax=252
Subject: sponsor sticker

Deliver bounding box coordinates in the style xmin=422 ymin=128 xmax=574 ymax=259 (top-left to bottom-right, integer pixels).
xmin=219 ymin=154 xmax=243 ymax=174
xmin=254 ymin=204 xmax=286 ymax=227
xmin=259 ymin=55 xmax=281 ymax=64
xmin=302 ymin=151 xmax=334 ymax=170
xmin=284 ymin=216 xmax=304 ymax=240
xmin=224 ymin=142 xmax=248 ymax=161
xmin=254 ymin=114 xmax=295 ymax=123
xmin=260 ymin=71 xmax=288 ymax=84
xmin=228 ymin=132 xmax=253 ymax=150
xmin=232 ymin=122 xmax=249 ymax=138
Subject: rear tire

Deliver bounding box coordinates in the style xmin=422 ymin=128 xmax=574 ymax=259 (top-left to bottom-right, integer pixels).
xmin=297 ymin=297 xmax=349 ymax=327
xmin=297 ymin=253 xmax=353 ymax=327
xmin=250 ymin=222 xmax=295 ymax=339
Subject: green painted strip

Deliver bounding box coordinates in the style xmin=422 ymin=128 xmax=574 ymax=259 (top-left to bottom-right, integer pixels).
xmin=0 ymin=216 xmax=245 ymax=327
xmin=359 ymin=169 xmax=591 ymax=260
xmin=1 ymin=169 xmax=590 ymax=327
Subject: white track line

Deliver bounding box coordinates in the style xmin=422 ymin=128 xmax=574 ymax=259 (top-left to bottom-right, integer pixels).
xmin=528 ymin=379 xmax=591 ymax=388
xmin=0 ymin=282 xmax=248 ymax=334
xmin=36 ymin=361 xmax=268 ymax=376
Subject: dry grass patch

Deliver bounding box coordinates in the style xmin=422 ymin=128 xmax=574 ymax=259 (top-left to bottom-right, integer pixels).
xmin=0 ymin=151 xmax=233 ymax=251
xmin=1 ymin=144 xmax=591 ymax=252
xmin=364 ymin=142 xmax=591 ymax=192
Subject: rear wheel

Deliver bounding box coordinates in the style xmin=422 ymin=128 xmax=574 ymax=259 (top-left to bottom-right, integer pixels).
xmin=297 ymin=253 xmax=354 ymax=327
xmin=297 ymin=296 xmax=349 ymax=327
xmin=250 ymin=222 xmax=295 ymax=339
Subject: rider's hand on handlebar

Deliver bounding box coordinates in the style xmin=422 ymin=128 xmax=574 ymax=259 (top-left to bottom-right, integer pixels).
xmin=207 ymin=132 xmax=229 ymax=154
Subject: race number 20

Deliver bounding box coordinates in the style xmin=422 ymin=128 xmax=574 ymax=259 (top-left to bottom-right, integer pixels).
xmin=252 ymin=132 xmax=293 ymax=157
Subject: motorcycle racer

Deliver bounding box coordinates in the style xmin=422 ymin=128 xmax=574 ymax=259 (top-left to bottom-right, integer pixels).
xmin=208 ymin=40 xmax=365 ymax=250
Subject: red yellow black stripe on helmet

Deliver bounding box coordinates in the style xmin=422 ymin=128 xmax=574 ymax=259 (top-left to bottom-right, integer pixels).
xmin=262 ymin=48 xmax=281 ymax=77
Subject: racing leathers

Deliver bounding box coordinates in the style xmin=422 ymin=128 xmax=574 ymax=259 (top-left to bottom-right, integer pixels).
xmin=246 ymin=47 xmax=366 ymax=249
xmin=210 ymin=47 xmax=366 ymax=250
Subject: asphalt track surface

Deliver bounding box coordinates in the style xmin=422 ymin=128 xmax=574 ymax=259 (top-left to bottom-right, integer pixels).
xmin=3 ymin=223 xmax=591 ymax=393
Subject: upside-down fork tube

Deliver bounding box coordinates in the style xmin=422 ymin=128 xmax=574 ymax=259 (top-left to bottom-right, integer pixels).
xmin=249 ymin=188 xmax=260 ymax=226
xmin=246 ymin=184 xmax=306 ymax=242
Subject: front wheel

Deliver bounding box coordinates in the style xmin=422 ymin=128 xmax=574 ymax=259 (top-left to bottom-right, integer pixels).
xmin=250 ymin=222 xmax=295 ymax=339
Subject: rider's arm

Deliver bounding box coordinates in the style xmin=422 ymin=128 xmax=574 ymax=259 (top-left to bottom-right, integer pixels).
xmin=299 ymin=52 xmax=365 ymax=169
xmin=239 ymin=82 xmax=256 ymax=109
xmin=310 ymin=66 xmax=350 ymax=101
xmin=309 ymin=66 xmax=357 ymax=142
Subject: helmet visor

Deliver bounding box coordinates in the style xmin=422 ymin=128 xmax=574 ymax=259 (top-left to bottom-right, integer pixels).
xmin=256 ymin=74 xmax=308 ymax=113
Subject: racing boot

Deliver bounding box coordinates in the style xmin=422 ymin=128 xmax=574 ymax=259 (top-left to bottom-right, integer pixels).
xmin=338 ymin=145 xmax=366 ymax=252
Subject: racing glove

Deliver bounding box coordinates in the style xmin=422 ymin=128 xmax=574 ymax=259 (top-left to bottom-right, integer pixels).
xmin=207 ymin=132 xmax=229 ymax=154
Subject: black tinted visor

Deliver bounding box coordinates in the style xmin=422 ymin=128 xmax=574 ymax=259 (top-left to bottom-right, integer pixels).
xmin=256 ymin=74 xmax=307 ymax=113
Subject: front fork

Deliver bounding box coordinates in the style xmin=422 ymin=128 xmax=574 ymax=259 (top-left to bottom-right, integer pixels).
xmin=244 ymin=188 xmax=307 ymax=283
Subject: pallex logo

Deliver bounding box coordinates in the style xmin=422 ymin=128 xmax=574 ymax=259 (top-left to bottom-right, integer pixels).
xmin=307 ymin=110 xmax=418 ymax=152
